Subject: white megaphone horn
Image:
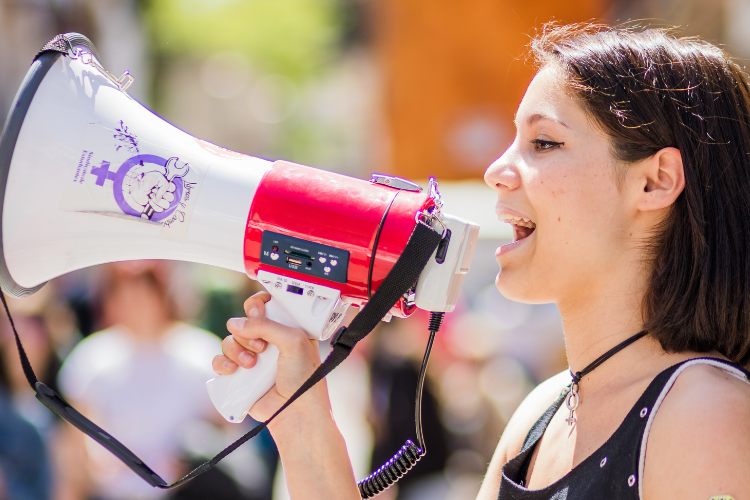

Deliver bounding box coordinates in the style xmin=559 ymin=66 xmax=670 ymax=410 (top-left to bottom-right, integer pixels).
xmin=0 ymin=33 xmax=479 ymax=424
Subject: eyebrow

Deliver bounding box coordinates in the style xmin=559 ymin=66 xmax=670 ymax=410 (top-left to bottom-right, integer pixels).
xmin=514 ymin=113 xmax=570 ymax=129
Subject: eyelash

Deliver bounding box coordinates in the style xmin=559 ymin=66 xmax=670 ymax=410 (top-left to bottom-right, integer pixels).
xmin=531 ymin=139 xmax=564 ymax=151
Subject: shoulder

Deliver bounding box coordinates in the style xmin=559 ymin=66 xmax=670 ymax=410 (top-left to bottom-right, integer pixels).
xmin=162 ymin=322 xmax=222 ymax=373
xmin=57 ymin=327 xmax=132 ymax=399
xmin=643 ymin=360 xmax=750 ymax=499
xmin=496 ymin=369 xmax=571 ymax=461
xmin=476 ymin=369 xmax=571 ymax=500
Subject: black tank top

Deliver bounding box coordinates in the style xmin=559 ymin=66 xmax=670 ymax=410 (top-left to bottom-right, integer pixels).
xmin=498 ymin=358 xmax=750 ymax=500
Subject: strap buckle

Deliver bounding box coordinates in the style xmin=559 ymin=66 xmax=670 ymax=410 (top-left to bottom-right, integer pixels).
xmin=415 ymin=211 xmax=447 ymax=239
xmin=330 ymin=326 xmax=353 ymax=349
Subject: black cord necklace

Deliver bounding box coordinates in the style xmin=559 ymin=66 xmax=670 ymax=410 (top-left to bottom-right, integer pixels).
xmin=565 ymin=330 xmax=648 ymax=426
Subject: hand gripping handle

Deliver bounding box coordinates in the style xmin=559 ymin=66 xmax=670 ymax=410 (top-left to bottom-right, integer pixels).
xmin=205 ymin=299 xmax=290 ymax=423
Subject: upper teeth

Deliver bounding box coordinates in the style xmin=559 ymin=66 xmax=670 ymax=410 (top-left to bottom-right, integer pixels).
xmin=503 ymin=216 xmax=536 ymax=228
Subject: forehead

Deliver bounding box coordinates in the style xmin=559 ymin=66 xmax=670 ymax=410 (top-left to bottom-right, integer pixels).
xmin=515 ymin=66 xmax=585 ymax=130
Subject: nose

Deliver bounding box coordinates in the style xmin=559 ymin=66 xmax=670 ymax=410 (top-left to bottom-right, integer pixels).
xmin=484 ymin=149 xmax=521 ymax=191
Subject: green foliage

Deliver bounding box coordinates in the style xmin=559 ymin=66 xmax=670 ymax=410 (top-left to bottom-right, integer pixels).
xmin=143 ymin=0 xmax=341 ymax=81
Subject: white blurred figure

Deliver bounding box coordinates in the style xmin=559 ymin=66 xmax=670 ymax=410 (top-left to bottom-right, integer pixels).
xmin=58 ymin=261 xmax=221 ymax=500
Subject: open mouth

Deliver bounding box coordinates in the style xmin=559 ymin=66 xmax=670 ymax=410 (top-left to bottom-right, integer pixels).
xmin=503 ymin=216 xmax=536 ymax=242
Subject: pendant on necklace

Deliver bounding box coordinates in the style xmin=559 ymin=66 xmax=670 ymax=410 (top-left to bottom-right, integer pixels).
xmin=565 ymin=382 xmax=580 ymax=426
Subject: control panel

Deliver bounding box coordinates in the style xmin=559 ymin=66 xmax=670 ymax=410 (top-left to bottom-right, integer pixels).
xmin=259 ymin=231 xmax=349 ymax=284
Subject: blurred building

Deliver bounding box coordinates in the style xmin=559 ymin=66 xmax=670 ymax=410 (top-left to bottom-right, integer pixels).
xmin=371 ymin=0 xmax=604 ymax=180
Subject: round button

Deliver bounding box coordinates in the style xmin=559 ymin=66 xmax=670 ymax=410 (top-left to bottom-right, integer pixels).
xmin=270 ymin=253 xmax=279 ymax=261
xmin=330 ymin=260 xmax=338 ymax=266
xmin=274 ymin=282 xmax=282 ymax=289
xmin=319 ymin=257 xmax=327 ymax=263
xmin=307 ymin=290 xmax=315 ymax=297
xmin=324 ymin=266 xmax=331 ymax=273
xmin=272 ymin=246 xmax=279 ymax=252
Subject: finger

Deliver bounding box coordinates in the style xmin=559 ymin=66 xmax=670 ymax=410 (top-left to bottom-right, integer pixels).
xmin=243 ymin=292 xmax=271 ymax=319
xmin=236 ymin=314 xmax=311 ymax=362
xmin=226 ymin=318 xmax=268 ymax=353
xmin=237 ymin=292 xmax=311 ymax=359
xmin=212 ymin=354 xmax=238 ymax=375
xmin=221 ymin=335 xmax=259 ymax=369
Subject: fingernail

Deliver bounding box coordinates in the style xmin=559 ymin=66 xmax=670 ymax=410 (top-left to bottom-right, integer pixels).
xmin=239 ymin=351 xmax=255 ymax=367
xmin=249 ymin=339 xmax=265 ymax=351
xmin=223 ymin=360 xmax=235 ymax=370
xmin=227 ymin=317 xmax=246 ymax=331
xmin=248 ymin=307 xmax=259 ymax=318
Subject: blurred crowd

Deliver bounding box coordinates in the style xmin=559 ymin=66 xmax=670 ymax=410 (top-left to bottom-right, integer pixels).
xmin=1 ymin=0 xmax=750 ymax=499
xmin=0 ymin=258 xmax=565 ymax=500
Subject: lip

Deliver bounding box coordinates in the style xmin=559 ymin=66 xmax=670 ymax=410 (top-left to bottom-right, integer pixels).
xmin=496 ymin=230 xmax=534 ymax=256
xmin=494 ymin=204 xmax=536 ymax=257
xmin=495 ymin=204 xmax=535 ymax=225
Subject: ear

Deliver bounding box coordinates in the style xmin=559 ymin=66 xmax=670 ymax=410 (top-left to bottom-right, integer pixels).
xmin=633 ymin=147 xmax=685 ymax=212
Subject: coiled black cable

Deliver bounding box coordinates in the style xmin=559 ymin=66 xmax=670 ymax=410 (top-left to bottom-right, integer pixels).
xmin=357 ymin=311 xmax=444 ymax=498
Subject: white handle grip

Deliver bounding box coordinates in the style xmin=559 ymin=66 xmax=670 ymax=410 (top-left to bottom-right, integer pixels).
xmin=205 ymin=299 xmax=289 ymax=423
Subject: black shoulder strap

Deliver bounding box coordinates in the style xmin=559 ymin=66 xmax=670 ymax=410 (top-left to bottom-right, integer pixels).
xmin=521 ymin=389 xmax=568 ymax=453
xmin=2 ymin=221 xmax=443 ymax=490
xmin=513 ymin=389 xmax=568 ymax=485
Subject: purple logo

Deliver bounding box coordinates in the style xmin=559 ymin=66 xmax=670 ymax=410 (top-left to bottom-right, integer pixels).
xmin=91 ymin=154 xmax=189 ymax=221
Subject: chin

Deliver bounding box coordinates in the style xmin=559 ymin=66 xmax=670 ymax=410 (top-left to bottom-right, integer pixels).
xmin=495 ymin=267 xmax=551 ymax=305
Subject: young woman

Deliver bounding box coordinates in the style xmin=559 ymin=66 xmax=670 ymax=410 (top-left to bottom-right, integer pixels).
xmin=213 ymin=25 xmax=750 ymax=499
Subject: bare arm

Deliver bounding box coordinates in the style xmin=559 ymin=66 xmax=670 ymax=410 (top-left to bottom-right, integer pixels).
xmin=213 ymin=292 xmax=360 ymax=500
xmin=476 ymin=370 xmax=570 ymax=500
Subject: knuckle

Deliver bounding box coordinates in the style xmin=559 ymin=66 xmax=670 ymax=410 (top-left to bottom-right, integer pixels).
xmin=254 ymin=316 xmax=271 ymax=330
xmin=245 ymin=316 xmax=269 ymax=335
xmin=291 ymin=330 xmax=309 ymax=349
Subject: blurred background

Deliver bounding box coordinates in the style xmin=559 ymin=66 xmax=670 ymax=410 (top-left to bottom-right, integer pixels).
xmin=1 ymin=0 xmax=749 ymax=499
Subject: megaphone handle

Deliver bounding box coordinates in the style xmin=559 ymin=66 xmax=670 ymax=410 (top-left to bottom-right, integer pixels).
xmin=206 ymin=299 xmax=298 ymax=423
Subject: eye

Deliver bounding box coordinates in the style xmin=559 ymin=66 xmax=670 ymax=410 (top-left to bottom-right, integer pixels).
xmin=531 ymin=139 xmax=564 ymax=151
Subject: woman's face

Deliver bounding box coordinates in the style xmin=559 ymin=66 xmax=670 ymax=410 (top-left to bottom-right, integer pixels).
xmin=484 ymin=65 xmax=634 ymax=304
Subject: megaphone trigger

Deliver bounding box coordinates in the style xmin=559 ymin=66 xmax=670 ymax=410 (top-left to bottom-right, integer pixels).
xmin=206 ymin=270 xmax=348 ymax=423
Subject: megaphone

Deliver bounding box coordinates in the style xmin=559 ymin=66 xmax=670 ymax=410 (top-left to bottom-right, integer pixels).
xmin=0 ymin=33 xmax=480 ymax=424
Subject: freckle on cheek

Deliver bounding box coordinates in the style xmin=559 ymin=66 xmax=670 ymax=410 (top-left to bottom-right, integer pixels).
xmin=558 ymin=217 xmax=561 ymax=222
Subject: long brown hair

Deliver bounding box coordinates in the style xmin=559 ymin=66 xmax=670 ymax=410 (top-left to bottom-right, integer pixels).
xmin=531 ymin=24 xmax=750 ymax=366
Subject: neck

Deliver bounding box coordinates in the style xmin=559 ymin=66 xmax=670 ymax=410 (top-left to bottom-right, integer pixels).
xmin=557 ymin=254 xmax=653 ymax=377
xmin=555 ymin=255 xmax=710 ymax=404
xmin=118 ymin=316 xmax=173 ymax=342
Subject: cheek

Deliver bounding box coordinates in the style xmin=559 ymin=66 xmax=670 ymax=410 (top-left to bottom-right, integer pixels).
xmin=530 ymin=167 xmax=579 ymax=235
xmin=537 ymin=160 xmax=618 ymax=227
xmin=535 ymin=166 xmax=626 ymax=280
